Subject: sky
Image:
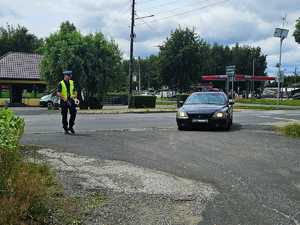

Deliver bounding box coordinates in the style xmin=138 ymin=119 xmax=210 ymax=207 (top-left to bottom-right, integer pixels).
xmin=0 ymin=0 xmax=300 ymax=76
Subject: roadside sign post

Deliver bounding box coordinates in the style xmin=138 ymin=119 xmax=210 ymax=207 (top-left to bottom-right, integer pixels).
xmin=273 ymin=25 xmax=289 ymax=105
xmin=226 ymin=65 xmax=236 ymax=99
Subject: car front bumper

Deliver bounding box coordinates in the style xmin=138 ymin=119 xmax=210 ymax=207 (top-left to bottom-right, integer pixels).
xmin=176 ymin=117 xmax=228 ymax=128
xmin=40 ymin=101 xmax=47 ymax=107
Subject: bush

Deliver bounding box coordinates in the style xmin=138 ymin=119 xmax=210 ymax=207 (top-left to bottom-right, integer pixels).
xmin=0 ymin=91 xmax=10 ymax=98
xmin=0 ymin=109 xmax=55 ymax=225
xmin=88 ymin=97 xmax=103 ymax=109
xmin=79 ymin=100 xmax=89 ymax=110
xmin=176 ymin=94 xmax=190 ymax=107
xmin=0 ymin=109 xmax=25 ymax=188
xmin=22 ymin=91 xmax=44 ymax=99
xmin=129 ymin=95 xmax=157 ymax=108
xmin=105 ymin=94 xmax=128 ymax=105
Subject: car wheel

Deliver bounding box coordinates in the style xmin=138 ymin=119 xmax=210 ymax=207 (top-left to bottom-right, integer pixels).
xmin=177 ymin=122 xmax=188 ymax=131
xmin=223 ymin=120 xmax=231 ymax=131
xmin=47 ymin=101 xmax=54 ymax=109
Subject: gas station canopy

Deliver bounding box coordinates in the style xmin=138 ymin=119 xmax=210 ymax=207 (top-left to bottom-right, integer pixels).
xmin=202 ymin=74 xmax=276 ymax=81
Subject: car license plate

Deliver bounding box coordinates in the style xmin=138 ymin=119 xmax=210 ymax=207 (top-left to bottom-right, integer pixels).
xmin=192 ymin=119 xmax=208 ymax=123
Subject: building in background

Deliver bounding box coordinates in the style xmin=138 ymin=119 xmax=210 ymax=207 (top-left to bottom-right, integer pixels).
xmin=0 ymin=52 xmax=46 ymax=106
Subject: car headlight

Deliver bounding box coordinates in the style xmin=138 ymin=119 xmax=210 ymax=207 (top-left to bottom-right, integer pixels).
xmin=177 ymin=111 xmax=188 ymax=119
xmin=214 ymin=112 xmax=225 ymax=118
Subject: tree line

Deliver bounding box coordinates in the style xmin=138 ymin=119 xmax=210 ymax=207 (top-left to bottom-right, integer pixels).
xmin=1 ymin=18 xmax=300 ymax=99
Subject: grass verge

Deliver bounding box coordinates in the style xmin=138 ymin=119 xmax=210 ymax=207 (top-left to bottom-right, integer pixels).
xmin=236 ymin=98 xmax=300 ymax=106
xmin=274 ymin=123 xmax=300 ymax=138
xmin=235 ymin=105 xmax=279 ymax=110
xmin=156 ymin=101 xmax=177 ymax=106
xmin=0 ymin=109 xmax=105 ymax=224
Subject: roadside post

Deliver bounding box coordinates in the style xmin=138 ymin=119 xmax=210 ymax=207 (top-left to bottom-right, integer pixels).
xmin=226 ymin=65 xmax=236 ymax=99
xmin=273 ymin=25 xmax=289 ymax=105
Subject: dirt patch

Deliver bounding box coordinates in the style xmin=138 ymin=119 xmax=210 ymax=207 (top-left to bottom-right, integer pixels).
xmin=36 ymin=148 xmax=218 ymax=225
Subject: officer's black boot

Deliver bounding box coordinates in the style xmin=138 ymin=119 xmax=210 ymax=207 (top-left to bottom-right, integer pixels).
xmin=64 ymin=128 xmax=70 ymax=135
xmin=68 ymin=127 xmax=75 ymax=134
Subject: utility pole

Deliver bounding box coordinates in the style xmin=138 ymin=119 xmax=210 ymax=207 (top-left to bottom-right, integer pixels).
xmin=138 ymin=57 xmax=141 ymax=92
xmin=294 ymin=66 xmax=298 ymax=90
xmin=252 ymin=58 xmax=255 ymax=97
xmin=128 ymin=0 xmax=136 ymax=105
xmin=128 ymin=4 xmax=153 ymax=106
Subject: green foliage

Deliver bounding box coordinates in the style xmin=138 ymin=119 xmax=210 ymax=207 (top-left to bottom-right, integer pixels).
xmin=0 ymin=90 xmax=10 ymax=98
xmin=22 ymin=91 xmax=44 ymax=99
xmin=236 ymin=98 xmax=300 ymax=106
xmin=129 ymin=96 xmax=157 ymax=108
xmin=276 ymin=123 xmax=300 ymax=138
xmin=0 ymin=109 xmax=25 ymax=152
xmin=159 ymin=28 xmax=204 ymax=92
xmin=177 ymin=94 xmax=190 ymax=103
xmin=283 ymin=75 xmax=300 ymax=87
xmin=0 ymin=109 xmax=60 ymax=224
xmin=294 ymin=18 xmax=300 ymax=44
xmin=0 ymin=24 xmax=43 ymax=56
xmin=159 ymin=28 xmax=267 ymax=92
xmin=0 ymin=109 xmax=24 ymax=189
xmin=40 ymin=21 xmax=122 ymax=102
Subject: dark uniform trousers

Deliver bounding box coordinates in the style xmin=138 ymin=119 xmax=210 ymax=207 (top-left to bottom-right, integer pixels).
xmin=61 ymin=99 xmax=77 ymax=130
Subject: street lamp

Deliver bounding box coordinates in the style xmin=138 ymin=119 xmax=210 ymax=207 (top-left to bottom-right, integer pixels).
xmin=273 ymin=27 xmax=289 ymax=104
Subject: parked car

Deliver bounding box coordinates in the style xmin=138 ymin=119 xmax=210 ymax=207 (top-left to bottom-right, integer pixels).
xmin=291 ymin=88 xmax=300 ymax=99
xmin=40 ymin=92 xmax=60 ymax=108
xmin=176 ymin=92 xmax=234 ymax=130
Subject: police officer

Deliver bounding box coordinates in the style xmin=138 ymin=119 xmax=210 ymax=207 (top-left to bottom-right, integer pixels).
xmin=57 ymin=70 xmax=77 ymax=134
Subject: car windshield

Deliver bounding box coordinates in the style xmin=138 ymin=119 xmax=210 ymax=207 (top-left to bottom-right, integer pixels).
xmin=185 ymin=93 xmax=227 ymax=105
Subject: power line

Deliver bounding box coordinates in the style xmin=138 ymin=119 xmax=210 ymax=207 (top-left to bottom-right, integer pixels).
xmin=147 ymin=0 xmax=213 ymax=17
xmin=138 ymin=0 xmax=212 ymax=16
xmin=139 ymin=0 xmax=229 ymax=24
xmin=135 ymin=13 xmax=156 ymax=32
xmin=137 ymin=0 xmax=163 ymax=6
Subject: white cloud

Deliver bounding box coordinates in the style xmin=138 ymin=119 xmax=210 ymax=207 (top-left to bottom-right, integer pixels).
xmin=0 ymin=0 xmax=300 ymax=74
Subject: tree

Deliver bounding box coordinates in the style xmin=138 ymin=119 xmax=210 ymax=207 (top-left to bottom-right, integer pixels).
xmin=159 ymin=27 xmax=205 ymax=92
xmin=136 ymin=55 xmax=161 ymax=90
xmin=40 ymin=22 xmax=83 ymax=88
xmin=0 ymin=24 xmax=43 ymax=56
xmin=40 ymin=21 xmax=122 ymax=102
xmin=294 ymin=18 xmax=300 ymax=44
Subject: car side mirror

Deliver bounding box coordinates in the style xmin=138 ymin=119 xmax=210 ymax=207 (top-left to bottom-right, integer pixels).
xmin=228 ymin=99 xmax=235 ymax=105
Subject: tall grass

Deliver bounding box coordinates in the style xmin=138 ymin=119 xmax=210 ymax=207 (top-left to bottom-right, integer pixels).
xmin=0 ymin=109 xmax=54 ymax=225
xmin=276 ymin=123 xmax=300 ymax=138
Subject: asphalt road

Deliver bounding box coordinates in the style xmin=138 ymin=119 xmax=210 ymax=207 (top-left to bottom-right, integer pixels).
xmin=19 ymin=107 xmax=300 ymax=225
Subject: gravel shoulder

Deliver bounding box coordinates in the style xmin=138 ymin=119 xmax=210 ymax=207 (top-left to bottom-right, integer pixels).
xmin=35 ymin=148 xmax=218 ymax=225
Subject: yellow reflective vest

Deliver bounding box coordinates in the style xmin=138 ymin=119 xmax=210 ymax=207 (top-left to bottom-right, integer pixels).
xmin=60 ymin=80 xmax=76 ymax=99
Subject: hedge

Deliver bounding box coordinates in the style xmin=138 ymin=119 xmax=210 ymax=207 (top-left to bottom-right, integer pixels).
xmin=0 ymin=91 xmax=10 ymax=98
xmin=0 ymin=109 xmax=56 ymax=224
xmin=0 ymin=109 xmax=25 ymax=192
xmin=176 ymin=94 xmax=190 ymax=107
xmin=129 ymin=95 xmax=157 ymax=108
xmin=88 ymin=97 xmax=103 ymax=109
xmin=22 ymin=91 xmax=44 ymax=99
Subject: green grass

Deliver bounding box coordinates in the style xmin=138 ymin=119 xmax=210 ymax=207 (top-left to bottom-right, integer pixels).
xmin=156 ymin=101 xmax=177 ymax=106
xmin=275 ymin=123 xmax=300 ymax=138
xmin=235 ymin=105 xmax=279 ymax=110
xmin=236 ymin=98 xmax=300 ymax=106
